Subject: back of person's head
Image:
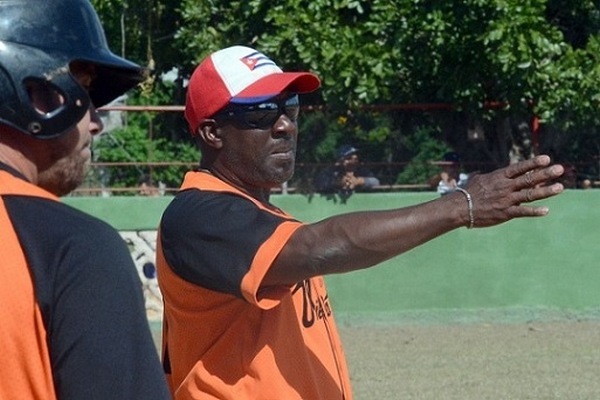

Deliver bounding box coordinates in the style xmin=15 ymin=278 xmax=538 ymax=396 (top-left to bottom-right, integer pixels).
xmin=184 ymin=45 xmax=321 ymax=135
xmin=0 ymin=0 xmax=146 ymax=140
xmin=443 ymin=152 xmax=461 ymax=164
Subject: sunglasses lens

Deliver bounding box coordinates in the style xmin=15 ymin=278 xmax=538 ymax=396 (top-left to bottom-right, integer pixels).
xmin=244 ymin=109 xmax=279 ymax=128
xmin=218 ymin=95 xmax=300 ymax=129
xmin=283 ymin=96 xmax=300 ymax=121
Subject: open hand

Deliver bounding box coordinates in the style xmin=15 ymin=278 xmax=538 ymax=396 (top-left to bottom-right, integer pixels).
xmin=463 ymin=155 xmax=564 ymax=228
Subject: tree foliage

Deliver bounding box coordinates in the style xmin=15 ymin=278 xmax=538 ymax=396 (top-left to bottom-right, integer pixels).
xmin=174 ymin=1 xmax=599 ymax=118
xmin=91 ymin=0 xmax=183 ymax=71
xmin=93 ymin=0 xmax=600 ymax=186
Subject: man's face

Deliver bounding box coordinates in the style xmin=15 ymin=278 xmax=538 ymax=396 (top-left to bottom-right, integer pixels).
xmin=341 ymin=153 xmax=359 ymax=171
xmin=442 ymin=162 xmax=460 ymax=178
xmin=35 ymin=62 xmax=103 ymax=196
xmin=212 ymin=94 xmax=299 ymax=190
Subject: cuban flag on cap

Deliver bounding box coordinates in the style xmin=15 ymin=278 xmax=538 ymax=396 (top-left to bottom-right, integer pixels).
xmin=184 ymin=45 xmax=320 ymax=134
xmin=211 ymin=46 xmax=286 ymax=104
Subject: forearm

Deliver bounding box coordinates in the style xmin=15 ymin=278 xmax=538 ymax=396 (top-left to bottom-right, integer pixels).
xmin=264 ymin=192 xmax=466 ymax=285
xmin=264 ymin=155 xmax=565 ymax=287
xmin=361 ymin=176 xmax=380 ymax=188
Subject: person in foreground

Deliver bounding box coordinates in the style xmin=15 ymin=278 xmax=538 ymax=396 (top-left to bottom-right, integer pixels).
xmin=156 ymin=45 xmax=564 ymax=400
xmin=0 ymin=1 xmax=170 ymax=398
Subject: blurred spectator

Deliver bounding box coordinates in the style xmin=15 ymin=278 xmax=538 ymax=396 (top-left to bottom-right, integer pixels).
xmin=430 ymin=152 xmax=469 ymax=196
xmin=581 ymin=178 xmax=592 ymax=189
xmin=138 ymin=174 xmax=160 ymax=196
xmin=314 ymin=145 xmax=380 ymax=197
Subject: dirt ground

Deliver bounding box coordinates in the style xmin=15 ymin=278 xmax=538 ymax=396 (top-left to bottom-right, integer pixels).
xmin=151 ymin=318 xmax=600 ymax=399
xmin=339 ymin=320 xmax=600 ymax=400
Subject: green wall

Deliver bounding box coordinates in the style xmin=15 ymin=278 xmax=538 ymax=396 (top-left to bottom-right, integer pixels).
xmin=64 ymin=190 xmax=600 ymax=321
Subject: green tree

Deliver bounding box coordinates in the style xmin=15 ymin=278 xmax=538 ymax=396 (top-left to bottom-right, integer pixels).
xmin=94 ymin=0 xmax=600 ymax=187
xmin=93 ymin=124 xmax=197 ymax=192
xmin=93 ymin=81 xmax=197 ymax=192
xmin=91 ymin=0 xmax=183 ymax=72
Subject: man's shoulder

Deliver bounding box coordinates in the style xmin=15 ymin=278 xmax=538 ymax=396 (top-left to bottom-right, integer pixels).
xmin=162 ymin=188 xmax=256 ymax=225
xmin=5 ymin=194 xmax=121 ymax=243
xmin=170 ymin=187 xmax=251 ymax=207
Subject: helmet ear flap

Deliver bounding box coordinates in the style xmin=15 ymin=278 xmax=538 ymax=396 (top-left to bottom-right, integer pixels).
xmin=21 ymin=75 xmax=90 ymax=137
xmin=0 ymin=46 xmax=89 ymax=139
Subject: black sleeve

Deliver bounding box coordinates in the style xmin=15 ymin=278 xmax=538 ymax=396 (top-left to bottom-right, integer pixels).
xmin=7 ymin=197 xmax=170 ymax=400
xmin=160 ymin=190 xmax=290 ymax=297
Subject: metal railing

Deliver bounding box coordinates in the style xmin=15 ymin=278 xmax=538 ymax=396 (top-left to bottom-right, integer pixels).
xmin=81 ymin=104 xmax=600 ymax=196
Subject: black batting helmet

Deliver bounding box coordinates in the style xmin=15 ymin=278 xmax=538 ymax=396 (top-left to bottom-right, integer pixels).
xmin=0 ymin=0 xmax=147 ymax=138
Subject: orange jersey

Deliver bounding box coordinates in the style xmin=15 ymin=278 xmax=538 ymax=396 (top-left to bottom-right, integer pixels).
xmin=157 ymin=171 xmax=353 ymax=399
xmin=0 ymin=170 xmax=58 ymax=399
xmin=0 ymin=167 xmax=170 ymax=399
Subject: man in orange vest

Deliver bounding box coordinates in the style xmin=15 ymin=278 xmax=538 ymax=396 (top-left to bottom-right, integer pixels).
xmin=157 ymin=45 xmax=564 ymax=399
xmin=0 ymin=1 xmax=169 ymax=398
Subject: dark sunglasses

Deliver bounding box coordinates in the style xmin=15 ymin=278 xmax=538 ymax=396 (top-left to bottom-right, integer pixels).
xmin=214 ymin=94 xmax=300 ymax=129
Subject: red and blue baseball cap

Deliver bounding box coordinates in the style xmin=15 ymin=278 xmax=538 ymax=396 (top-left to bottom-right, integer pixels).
xmin=185 ymin=45 xmax=321 ymax=134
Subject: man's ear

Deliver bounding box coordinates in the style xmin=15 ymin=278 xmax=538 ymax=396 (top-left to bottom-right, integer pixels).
xmin=196 ymin=120 xmax=223 ymax=149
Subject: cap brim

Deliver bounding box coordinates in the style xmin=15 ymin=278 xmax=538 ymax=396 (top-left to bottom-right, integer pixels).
xmin=231 ymin=72 xmax=320 ymax=104
xmin=81 ymin=50 xmax=148 ymax=107
xmin=339 ymin=150 xmax=358 ymax=159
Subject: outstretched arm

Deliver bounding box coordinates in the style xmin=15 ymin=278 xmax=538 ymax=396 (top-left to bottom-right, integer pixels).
xmin=263 ymin=155 xmax=564 ymax=287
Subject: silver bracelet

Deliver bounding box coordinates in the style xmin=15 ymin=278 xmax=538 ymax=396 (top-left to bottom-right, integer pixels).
xmin=455 ymin=187 xmax=475 ymax=229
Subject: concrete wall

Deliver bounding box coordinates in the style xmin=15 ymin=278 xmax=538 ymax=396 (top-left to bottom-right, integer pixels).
xmin=63 ymin=190 xmax=600 ymax=322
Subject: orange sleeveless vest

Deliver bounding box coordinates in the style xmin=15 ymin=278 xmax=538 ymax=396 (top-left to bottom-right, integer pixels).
xmin=158 ymin=171 xmax=353 ymax=399
xmin=0 ymin=170 xmax=58 ymax=399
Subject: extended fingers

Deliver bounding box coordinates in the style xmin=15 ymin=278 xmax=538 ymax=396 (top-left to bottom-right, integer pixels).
xmin=516 ymin=163 xmax=564 ymax=189
xmin=502 ymin=155 xmax=564 ymax=190
xmin=519 ymin=182 xmax=563 ymax=205
xmin=507 ymin=183 xmax=563 ymax=219
xmin=464 ymin=158 xmax=565 ymax=228
xmin=504 ymin=155 xmax=551 ymax=179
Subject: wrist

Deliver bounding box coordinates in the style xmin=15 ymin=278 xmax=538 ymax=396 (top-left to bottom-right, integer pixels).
xmin=455 ymin=188 xmax=475 ymax=229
